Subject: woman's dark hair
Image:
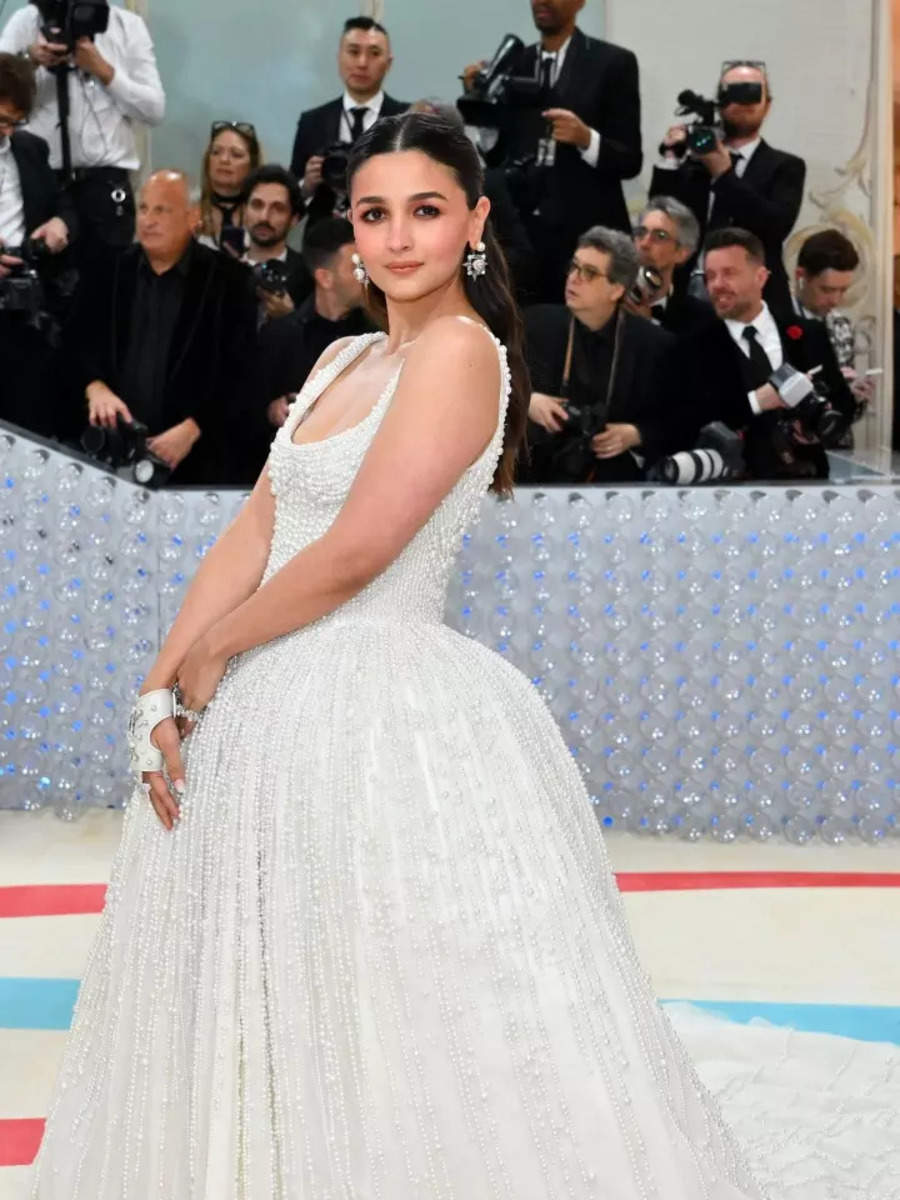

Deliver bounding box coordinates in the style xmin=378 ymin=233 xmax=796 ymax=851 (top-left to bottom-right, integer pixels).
xmin=346 ymin=111 xmax=529 ymax=495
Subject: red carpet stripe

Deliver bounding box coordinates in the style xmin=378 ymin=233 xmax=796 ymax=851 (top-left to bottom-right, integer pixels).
xmin=0 ymin=884 xmax=107 ymax=918
xmin=2 ymin=874 xmax=900 ymax=919
xmin=0 ymin=1118 xmax=44 ymax=1167
xmin=616 ymin=871 xmax=900 ymax=892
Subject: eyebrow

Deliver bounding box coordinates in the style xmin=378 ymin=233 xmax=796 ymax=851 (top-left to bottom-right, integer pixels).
xmin=355 ymin=191 xmax=449 ymax=206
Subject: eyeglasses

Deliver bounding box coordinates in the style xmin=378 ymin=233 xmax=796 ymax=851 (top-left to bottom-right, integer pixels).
xmin=634 ymin=226 xmax=676 ymax=244
xmin=210 ymin=121 xmax=258 ymax=143
xmin=567 ymin=259 xmax=609 ymax=283
xmin=0 ymin=115 xmax=27 ymax=133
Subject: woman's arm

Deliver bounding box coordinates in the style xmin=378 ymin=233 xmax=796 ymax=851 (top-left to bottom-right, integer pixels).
xmin=142 ymin=335 xmax=359 ymax=694
xmin=140 ymin=462 xmax=275 ymax=692
xmin=180 ymin=320 xmax=500 ymax=700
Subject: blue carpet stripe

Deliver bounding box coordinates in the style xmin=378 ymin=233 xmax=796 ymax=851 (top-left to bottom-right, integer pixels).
xmin=661 ymin=999 xmax=900 ymax=1046
xmin=0 ymin=979 xmax=80 ymax=1031
xmin=1 ymin=979 xmax=898 ymax=1045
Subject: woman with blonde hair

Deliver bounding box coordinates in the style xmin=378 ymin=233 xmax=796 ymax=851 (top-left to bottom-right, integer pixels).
xmin=198 ymin=119 xmax=261 ymax=250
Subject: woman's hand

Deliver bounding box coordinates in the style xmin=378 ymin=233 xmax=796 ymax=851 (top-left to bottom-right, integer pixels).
xmin=529 ymin=392 xmax=569 ymax=433
xmin=142 ymin=717 xmax=184 ymax=832
xmin=175 ymin=633 xmax=228 ymax=716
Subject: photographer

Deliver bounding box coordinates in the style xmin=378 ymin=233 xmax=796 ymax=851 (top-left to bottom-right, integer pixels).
xmin=521 ymin=226 xmax=676 ymax=485
xmin=463 ymin=0 xmax=642 ymax=303
xmin=0 ymin=51 xmax=75 ymax=434
xmin=627 ymin=196 xmax=714 ymax=336
xmin=289 ymin=17 xmax=408 ymax=226
xmin=239 ymin=164 xmax=312 ymax=323
xmin=0 ymin=1 xmax=165 ymax=267
xmin=672 ymin=227 xmax=854 ymax=480
xmin=650 ymin=61 xmax=805 ymax=316
xmin=255 ymin=216 xmax=371 ymax=437
xmin=63 ymin=169 xmax=258 ymax=486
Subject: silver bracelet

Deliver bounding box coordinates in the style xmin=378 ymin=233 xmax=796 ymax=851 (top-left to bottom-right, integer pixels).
xmin=127 ymin=688 xmax=176 ymax=775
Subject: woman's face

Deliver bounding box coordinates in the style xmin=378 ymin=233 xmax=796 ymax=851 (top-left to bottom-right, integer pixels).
xmin=350 ymin=150 xmax=489 ymax=304
xmin=207 ymin=130 xmax=253 ymax=195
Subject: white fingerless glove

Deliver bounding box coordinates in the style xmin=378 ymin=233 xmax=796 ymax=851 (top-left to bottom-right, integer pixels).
xmin=127 ymin=689 xmax=176 ymax=775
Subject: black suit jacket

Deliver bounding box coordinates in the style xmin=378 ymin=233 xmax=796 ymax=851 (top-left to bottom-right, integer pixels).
xmin=657 ymin=291 xmax=715 ymax=338
xmin=10 ymin=130 xmax=77 ymax=242
xmin=672 ymin=313 xmax=854 ymax=480
xmin=507 ymin=28 xmax=641 ymax=239
xmin=290 ymin=94 xmax=409 ymax=225
xmin=650 ymin=140 xmax=805 ymax=315
xmin=522 ymin=304 xmax=676 ymax=482
xmin=66 ymin=243 xmax=259 ymax=485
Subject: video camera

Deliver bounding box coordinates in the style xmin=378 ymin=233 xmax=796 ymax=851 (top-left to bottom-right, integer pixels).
xmin=663 ymin=81 xmax=763 ymax=159
xmin=31 ymin=0 xmax=109 ymax=51
xmin=457 ymin=34 xmax=544 ymax=129
xmin=0 ymin=237 xmax=50 ymax=318
xmin=768 ymin=363 xmax=846 ymax=448
xmin=81 ymin=415 xmax=173 ymax=489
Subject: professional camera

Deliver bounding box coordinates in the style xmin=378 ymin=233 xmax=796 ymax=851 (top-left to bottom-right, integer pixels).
xmin=0 ymin=237 xmax=50 ymax=316
xmin=629 ymin=265 xmax=663 ymax=307
xmin=251 ymin=258 xmax=290 ymax=296
xmin=768 ymin=363 xmax=846 ymax=447
xmin=32 ymin=0 xmax=109 ymax=50
xmin=656 ymin=421 xmax=745 ymax=485
xmin=318 ymin=144 xmax=351 ymax=196
xmin=662 ymin=81 xmax=764 ymax=159
xmin=81 ymin=415 xmax=173 ymax=488
xmin=457 ymin=33 xmax=543 ymax=129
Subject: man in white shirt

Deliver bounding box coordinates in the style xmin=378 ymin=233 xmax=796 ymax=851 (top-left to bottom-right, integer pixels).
xmin=0 ymin=0 xmax=165 ymax=264
xmin=669 ymin=227 xmax=854 ymax=480
xmin=289 ymin=17 xmax=408 ymax=226
xmin=650 ymin=62 xmax=805 ymax=316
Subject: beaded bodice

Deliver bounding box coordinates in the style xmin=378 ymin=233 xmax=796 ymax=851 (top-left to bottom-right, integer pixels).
xmin=264 ymin=330 xmax=510 ymax=625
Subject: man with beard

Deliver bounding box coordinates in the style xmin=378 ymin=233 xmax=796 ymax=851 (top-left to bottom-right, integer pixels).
xmin=463 ymin=0 xmax=642 ymax=303
xmin=240 ymin=164 xmax=311 ymax=323
xmin=671 ymin=227 xmax=854 ymax=480
xmin=650 ymin=62 xmax=805 ymax=316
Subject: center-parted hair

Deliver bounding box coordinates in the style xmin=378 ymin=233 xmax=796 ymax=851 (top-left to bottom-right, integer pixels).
xmin=346 ymin=111 xmax=529 ymax=495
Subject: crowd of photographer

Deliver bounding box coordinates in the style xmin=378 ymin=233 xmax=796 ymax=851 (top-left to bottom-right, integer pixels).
xmin=0 ymin=0 xmax=879 ymax=490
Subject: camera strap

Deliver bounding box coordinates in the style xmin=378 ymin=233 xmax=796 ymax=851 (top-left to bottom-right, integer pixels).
xmin=560 ymin=306 xmax=626 ymax=412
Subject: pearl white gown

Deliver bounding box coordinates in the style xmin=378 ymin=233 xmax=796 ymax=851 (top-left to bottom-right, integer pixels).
xmin=32 ymin=332 xmax=900 ymax=1199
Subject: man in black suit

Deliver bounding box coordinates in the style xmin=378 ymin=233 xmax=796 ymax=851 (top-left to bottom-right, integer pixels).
xmin=65 ymin=169 xmax=258 ymax=486
xmin=0 ymin=52 xmax=76 ymax=433
xmin=239 ymin=164 xmax=312 ymax=324
xmin=626 ymin=196 xmax=714 ymax=336
xmin=521 ymin=226 xmax=676 ymax=485
xmin=672 ymin=228 xmax=854 ymax=481
xmin=650 ymin=62 xmax=805 ymax=316
xmin=290 ymin=17 xmax=408 ymax=226
xmin=465 ymin=0 xmax=642 ymax=303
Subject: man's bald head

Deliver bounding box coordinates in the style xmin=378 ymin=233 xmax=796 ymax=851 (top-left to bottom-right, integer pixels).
xmin=137 ymin=169 xmax=200 ymax=268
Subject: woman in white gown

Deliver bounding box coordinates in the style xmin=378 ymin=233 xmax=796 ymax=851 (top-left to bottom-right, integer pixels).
xmin=32 ymin=113 xmax=899 ymax=1199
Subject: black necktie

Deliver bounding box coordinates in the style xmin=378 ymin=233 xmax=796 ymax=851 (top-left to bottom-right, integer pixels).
xmin=349 ymin=106 xmax=367 ymax=143
xmin=730 ymin=151 xmax=741 ymax=173
xmin=540 ymin=54 xmax=555 ymax=93
xmin=742 ymin=325 xmax=773 ymax=388
xmin=651 ymin=303 xmax=666 ymax=322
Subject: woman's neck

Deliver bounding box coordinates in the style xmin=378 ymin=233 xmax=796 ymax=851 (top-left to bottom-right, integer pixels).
xmin=383 ymin=280 xmax=479 ymax=353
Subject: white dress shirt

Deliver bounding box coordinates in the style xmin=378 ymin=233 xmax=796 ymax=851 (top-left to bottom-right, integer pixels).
xmin=539 ymin=37 xmax=600 ymax=169
xmin=0 ymin=136 xmax=26 ymax=248
xmin=338 ymin=90 xmax=384 ymax=145
xmin=725 ymin=301 xmax=783 ymax=415
xmin=0 ymin=5 xmax=165 ymax=171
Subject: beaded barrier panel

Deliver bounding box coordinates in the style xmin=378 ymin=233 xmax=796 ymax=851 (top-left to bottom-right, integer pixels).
xmin=1 ymin=431 xmax=898 ymax=844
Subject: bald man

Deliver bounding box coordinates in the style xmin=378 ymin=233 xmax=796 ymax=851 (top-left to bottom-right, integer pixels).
xmin=63 ymin=169 xmax=259 ymax=485
xmin=651 ymin=62 xmax=806 ymax=315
